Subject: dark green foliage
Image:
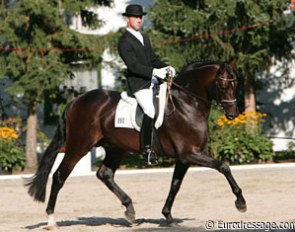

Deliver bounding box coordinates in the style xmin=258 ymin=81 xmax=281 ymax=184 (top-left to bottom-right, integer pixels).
xmin=0 ymin=0 xmax=112 ymax=104
xmin=274 ymin=150 xmax=295 ymax=162
xmin=0 ymin=139 xmax=25 ymax=172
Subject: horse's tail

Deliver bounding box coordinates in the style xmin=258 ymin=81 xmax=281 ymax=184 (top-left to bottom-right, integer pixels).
xmin=25 ymin=105 xmax=69 ymax=202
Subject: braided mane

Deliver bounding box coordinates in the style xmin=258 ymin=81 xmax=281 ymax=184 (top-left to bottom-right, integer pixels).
xmin=179 ymin=59 xmax=221 ymax=75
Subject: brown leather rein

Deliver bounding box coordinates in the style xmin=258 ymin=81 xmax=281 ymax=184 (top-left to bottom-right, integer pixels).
xmin=164 ymin=71 xmax=237 ymax=115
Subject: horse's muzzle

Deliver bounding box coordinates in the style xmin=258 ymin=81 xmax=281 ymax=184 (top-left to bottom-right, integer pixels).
xmin=222 ymin=100 xmax=239 ymax=120
xmin=226 ymin=114 xmax=236 ymax=120
xmin=225 ymin=108 xmax=239 ymax=120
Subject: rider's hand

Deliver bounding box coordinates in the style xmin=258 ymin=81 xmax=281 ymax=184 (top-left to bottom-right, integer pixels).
xmin=167 ymin=66 xmax=176 ymax=77
xmin=152 ymin=67 xmax=167 ymax=79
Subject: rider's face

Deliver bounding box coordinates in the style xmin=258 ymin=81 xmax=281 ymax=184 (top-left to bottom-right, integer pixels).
xmin=126 ymin=16 xmax=143 ymax=31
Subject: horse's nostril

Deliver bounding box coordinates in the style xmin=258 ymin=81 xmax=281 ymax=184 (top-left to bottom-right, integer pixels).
xmin=227 ymin=115 xmax=234 ymax=120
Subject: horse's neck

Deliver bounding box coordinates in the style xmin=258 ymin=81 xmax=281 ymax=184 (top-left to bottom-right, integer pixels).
xmin=173 ymin=76 xmax=212 ymax=104
xmin=171 ymin=87 xmax=211 ymax=121
xmin=171 ymin=64 xmax=218 ymax=120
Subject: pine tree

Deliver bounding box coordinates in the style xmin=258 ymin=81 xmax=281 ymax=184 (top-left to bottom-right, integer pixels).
xmin=148 ymin=0 xmax=295 ymax=112
xmin=0 ymin=0 xmax=112 ymax=171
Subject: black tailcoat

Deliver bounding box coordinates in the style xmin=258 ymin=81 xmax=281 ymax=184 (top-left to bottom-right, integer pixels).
xmin=118 ymin=30 xmax=167 ymax=95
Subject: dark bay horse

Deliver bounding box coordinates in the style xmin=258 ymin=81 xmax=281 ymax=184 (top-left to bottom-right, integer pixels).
xmin=26 ymin=60 xmax=247 ymax=229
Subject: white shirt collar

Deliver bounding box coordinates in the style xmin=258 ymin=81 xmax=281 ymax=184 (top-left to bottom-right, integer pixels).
xmin=127 ymin=28 xmax=144 ymax=45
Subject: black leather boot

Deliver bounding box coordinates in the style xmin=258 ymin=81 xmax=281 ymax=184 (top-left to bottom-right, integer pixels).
xmin=140 ymin=114 xmax=158 ymax=166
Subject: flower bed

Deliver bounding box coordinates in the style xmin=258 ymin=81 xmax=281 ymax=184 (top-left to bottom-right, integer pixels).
xmin=0 ymin=118 xmax=25 ymax=174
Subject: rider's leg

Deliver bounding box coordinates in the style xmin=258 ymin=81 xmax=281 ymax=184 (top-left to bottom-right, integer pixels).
xmin=141 ymin=114 xmax=158 ymax=165
xmin=134 ymin=88 xmax=158 ymax=165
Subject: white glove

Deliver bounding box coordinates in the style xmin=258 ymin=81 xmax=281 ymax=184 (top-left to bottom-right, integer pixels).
xmin=152 ymin=67 xmax=168 ymax=79
xmin=167 ymin=66 xmax=176 ymax=77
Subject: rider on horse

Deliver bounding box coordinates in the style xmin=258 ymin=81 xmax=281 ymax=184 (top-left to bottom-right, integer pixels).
xmin=118 ymin=4 xmax=176 ymax=165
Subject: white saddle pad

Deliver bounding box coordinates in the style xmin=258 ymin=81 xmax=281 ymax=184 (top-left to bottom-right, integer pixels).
xmin=115 ymin=83 xmax=167 ymax=132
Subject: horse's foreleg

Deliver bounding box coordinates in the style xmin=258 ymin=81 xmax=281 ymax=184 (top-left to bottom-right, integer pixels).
xmin=96 ymin=153 xmax=135 ymax=224
xmin=186 ymin=153 xmax=247 ymax=212
xmin=162 ymin=160 xmax=189 ymax=225
xmin=218 ymin=162 xmax=247 ymax=212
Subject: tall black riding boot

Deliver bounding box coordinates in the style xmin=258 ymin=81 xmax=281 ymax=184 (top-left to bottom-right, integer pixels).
xmin=140 ymin=114 xmax=158 ymax=166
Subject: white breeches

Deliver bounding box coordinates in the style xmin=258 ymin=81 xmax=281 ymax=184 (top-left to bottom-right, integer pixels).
xmin=134 ymin=87 xmax=155 ymax=119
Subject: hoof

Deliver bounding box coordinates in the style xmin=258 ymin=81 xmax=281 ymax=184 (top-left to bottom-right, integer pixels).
xmin=44 ymin=224 xmax=59 ymax=231
xmin=165 ymin=215 xmax=175 ymax=226
xmin=235 ymin=199 xmax=247 ymax=213
xmin=125 ymin=211 xmax=136 ymax=224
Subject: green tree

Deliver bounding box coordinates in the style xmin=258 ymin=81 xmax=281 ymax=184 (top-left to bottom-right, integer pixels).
xmin=0 ymin=0 xmax=112 ymax=172
xmin=148 ymin=0 xmax=295 ymax=112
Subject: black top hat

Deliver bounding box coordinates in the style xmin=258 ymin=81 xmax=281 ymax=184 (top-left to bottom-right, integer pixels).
xmin=122 ymin=4 xmax=147 ymax=16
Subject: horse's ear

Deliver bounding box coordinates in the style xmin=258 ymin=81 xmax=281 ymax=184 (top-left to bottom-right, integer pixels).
xmin=229 ymin=58 xmax=237 ymax=69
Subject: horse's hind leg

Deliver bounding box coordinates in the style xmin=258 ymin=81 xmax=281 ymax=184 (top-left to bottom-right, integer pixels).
xmin=186 ymin=153 xmax=247 ymax=212
xmin=45 ymin=150 xmax=89 ymax=229
xmin=96 ymin=146 xmax=135 ymax=224
xmin=162 ymin=160 xmax=189 ymax=225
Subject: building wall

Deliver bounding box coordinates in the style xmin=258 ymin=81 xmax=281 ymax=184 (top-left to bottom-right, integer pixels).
xmin=64 ymin=68 xmax=98 ymax=93
xmin=257 ymin=60 xmax=295 ymax=151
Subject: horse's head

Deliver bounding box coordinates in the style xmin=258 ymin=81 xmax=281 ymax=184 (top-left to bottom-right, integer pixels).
xmin=174 ymin=60 xmax=239 ymax=120
xmin=216 ymin=63 xmax=239 ymax=120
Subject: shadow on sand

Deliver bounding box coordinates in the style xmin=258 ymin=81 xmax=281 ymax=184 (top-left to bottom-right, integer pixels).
xmin=25 ymin=217 xmax=295 ymax=232
xmin=25 ymin=216 xmax=198 ymax=231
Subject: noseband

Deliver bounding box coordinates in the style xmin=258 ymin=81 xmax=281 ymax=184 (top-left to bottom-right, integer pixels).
xmin=221 ymin=98 xmax=237 ymax=104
